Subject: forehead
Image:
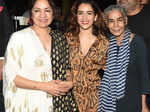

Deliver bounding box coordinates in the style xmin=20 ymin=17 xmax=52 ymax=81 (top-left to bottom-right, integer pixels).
xmin=108 ymin=9 xmax=123 ymax=19
xmin=33 ymin=0 xmax=51 ymax=8
xmin=78 ymin=3 xmax=93 ymax=11
xmin=119 ymin=0 xmax=139 ymax=2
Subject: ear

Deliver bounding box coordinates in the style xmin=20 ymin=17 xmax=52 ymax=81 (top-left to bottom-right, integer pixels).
xmin=94 ymin=14 xmax=98 ymax=21
xmin=117 ymin=0 xmax=120 ymax=4
xmin=106 ymin=20 xmax=109 ymax=28
xmin=124 ymin=17 xmax=128 ymax=25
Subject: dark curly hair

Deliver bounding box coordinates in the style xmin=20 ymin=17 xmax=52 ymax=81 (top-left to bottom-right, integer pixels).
xmin=66 ymin=0 xmax=107 ymax=38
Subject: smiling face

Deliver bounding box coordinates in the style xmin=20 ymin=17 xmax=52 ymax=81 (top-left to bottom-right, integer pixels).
xmin=107 ymin=9 xmax=127 ymax=37
xmin=77 ymin=3 xmax=97 ymax=31
xmin=31 ymin=0 xmax=53 ymax=28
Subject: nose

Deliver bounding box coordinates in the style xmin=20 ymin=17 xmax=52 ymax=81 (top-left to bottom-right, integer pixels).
xmin=40 ymin=10 xmax=46 ymax=17
xmin=114 ymin=20 xmax=119 ymax=27
xmin=82 ymin=13 xmax=88 ymax=21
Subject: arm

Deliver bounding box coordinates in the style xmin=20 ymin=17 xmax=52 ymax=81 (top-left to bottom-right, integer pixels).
xmin=14 ymin=75 xmax=65 ymax=96
xmin=135 ymin=36 xmax=150 ymax=112
xmin=0 ymin=59 xmax=4 ymax=80
xmin=142 ymin=95 xmax=150 ymax=112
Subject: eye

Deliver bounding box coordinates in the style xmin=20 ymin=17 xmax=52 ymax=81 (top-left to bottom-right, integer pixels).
xmin=108 ymin=19 xmax=114 ymax=23
xmin=87 ymin=12 xmax=93 ymax=15
xmin=77 ymin=11 xmax=83 ymax=15
xmin=117 ymin=17 xmax=124 ymax=22
xmin=33 ymin=9 xmax=40 ymax=13
xmin=45 ymin=9 xmax=52 ymax=12
xmin=118 ymin=18 xmax=124 ymax=22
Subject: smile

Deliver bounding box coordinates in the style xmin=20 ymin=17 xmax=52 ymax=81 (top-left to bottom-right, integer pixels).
xmin=39 ymin=19 xmax=48 ymax=22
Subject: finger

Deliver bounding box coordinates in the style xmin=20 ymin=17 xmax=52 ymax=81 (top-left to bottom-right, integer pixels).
xmin=58 ymin=90 xmax=66 ymax=95
xmin=55 ymin=80 xmax=62 ymax=84
xmin=56 ymin=90 xmax=66 ymax=96
xmin=54 ymin=90 xmax=61 ymax=96
xmin=59 ymin=92 xmax=66 ymax=96
xmin=59 ymin=89 xmax=70 ymax=93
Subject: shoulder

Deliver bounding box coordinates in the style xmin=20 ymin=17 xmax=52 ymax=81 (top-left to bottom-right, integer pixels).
xmin=12 ymin=27 xmax=33 ymax=38
xmin=9 ymin=27 xmax=33 ymax=44
xmin=143 ymin=4 xmax=150 ymax=10
xmin=131 ymin=34 xmax=146 ymax=51
xmin=98 ymin=34 xmax=109 ymax=48
xmin=64 ymin=32 xmax=73 ymax=40
xmin=64 ymin=32 xmax=77 ymax=46
xmin=51 ymin=30 xmax=64 ymax=38
xmin=132 ymin=34 xmax=145 ymax=45
xmin=50 ymin=30 xmax=68 ymax=42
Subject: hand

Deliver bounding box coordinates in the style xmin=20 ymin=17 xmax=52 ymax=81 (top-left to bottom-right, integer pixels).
xmin=58 ymin=81 xmax=73 ymax=93
xmin=142 ymin=108 xmax=150 ymax=112
xmin=142 ymin=95 xmax=150 ymax=112
xmin=142 ymin=105 xmax=150 ymax=112
xmin=40 ymin=80 xmax=65 ymax=96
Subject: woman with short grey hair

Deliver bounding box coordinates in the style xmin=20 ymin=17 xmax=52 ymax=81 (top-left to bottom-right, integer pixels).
xmin=98 ymin=4 xmax=150 ymax=112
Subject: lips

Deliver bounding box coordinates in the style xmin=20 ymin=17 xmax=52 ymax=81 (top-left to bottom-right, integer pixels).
xmin=112 ymin=29 xmax=121 ymax=32
xmin=39 ymin=19 xmax=48 ymax=22
xmin=81 ymin=21 xmax=88 ymax=24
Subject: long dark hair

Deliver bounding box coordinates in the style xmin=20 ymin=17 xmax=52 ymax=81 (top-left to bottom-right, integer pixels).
xmin=66 ymin=0 xmax=107 ymax=38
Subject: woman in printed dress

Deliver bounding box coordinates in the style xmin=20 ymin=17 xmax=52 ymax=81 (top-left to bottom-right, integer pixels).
xmin=66 ymin=0 xmax=108 ymax=111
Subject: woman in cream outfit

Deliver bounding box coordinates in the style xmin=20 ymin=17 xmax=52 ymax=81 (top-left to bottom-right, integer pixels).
xmin=3 ymin=0 xmax=77 ymax=111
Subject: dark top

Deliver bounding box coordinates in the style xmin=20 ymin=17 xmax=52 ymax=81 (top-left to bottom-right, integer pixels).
xmin=128 ymin=4 xmax=150 ymax=68
xmin=116 ymin=35 xmax=150 ymax=112
xmin=0 ymin=0 xmax=14 ymax=57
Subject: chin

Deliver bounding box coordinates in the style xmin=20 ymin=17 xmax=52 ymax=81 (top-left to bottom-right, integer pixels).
xmin=80 ymin=26 xmax=92 ymax=30
xmin=39 ymin=25 xmax=49 ymax=28
xmin=111 ymin=33 xmax=120 ymax=37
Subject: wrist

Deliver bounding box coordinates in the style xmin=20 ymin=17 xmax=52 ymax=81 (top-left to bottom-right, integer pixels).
xmin=68 ymin=81 xmax=73 ymax=89
xmin=35 ymin=82 xmax=45 ymax=91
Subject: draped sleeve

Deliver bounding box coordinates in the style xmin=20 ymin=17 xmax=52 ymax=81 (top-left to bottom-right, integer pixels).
xmin=3 ymin=32 xmax=24 ymax=84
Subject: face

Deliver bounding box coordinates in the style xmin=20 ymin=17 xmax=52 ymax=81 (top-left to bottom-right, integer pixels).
xmin=31 ymin=0 xmax=53 ymax=28
xmin=107 ymin=9 xmax=127 ymax=37
xmin=117 ymin=0 xmax=139 ymax=10
xmin=77 ymin=3 xmax=97 ymax=31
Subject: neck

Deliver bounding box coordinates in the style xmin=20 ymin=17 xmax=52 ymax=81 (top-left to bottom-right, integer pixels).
xmin=32 ymin=26 xmax=50 ymax=35
xmin=116 ymin=32 xmax=125 ymax=46
xmin=79 ymin=30 xmax=93 ymax=39
xmin=127 ymin=4 xmax=144 ymax=16
xmin=79 ymin=28 xmax=93 ymax=36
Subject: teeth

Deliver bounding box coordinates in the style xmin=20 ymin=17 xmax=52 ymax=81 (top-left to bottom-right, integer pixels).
xmin=81 ymin=22 xmax=88 ymax=24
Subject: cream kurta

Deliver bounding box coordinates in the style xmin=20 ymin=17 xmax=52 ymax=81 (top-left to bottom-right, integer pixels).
xmin=3 ymin=27 xmax=53 ymax=112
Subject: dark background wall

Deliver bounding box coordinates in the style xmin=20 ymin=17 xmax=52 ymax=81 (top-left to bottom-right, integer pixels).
xmin=4 ymin=0 xmax=116 ymax=16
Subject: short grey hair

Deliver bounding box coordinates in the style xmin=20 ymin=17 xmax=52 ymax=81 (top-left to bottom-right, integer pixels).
xmin=104 ymin=5 xmax=127 ymax=21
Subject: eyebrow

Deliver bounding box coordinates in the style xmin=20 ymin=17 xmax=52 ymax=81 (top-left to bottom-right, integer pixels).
xmin=77 ymin=10 xmax=94 ymax=12
xmin=32 ymin=7 xmax=51 ymax=10
xmin=117 ymin=17 xmax=124 ymax=19
xmin=108 ymin=16 xmax=124 ymax=20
